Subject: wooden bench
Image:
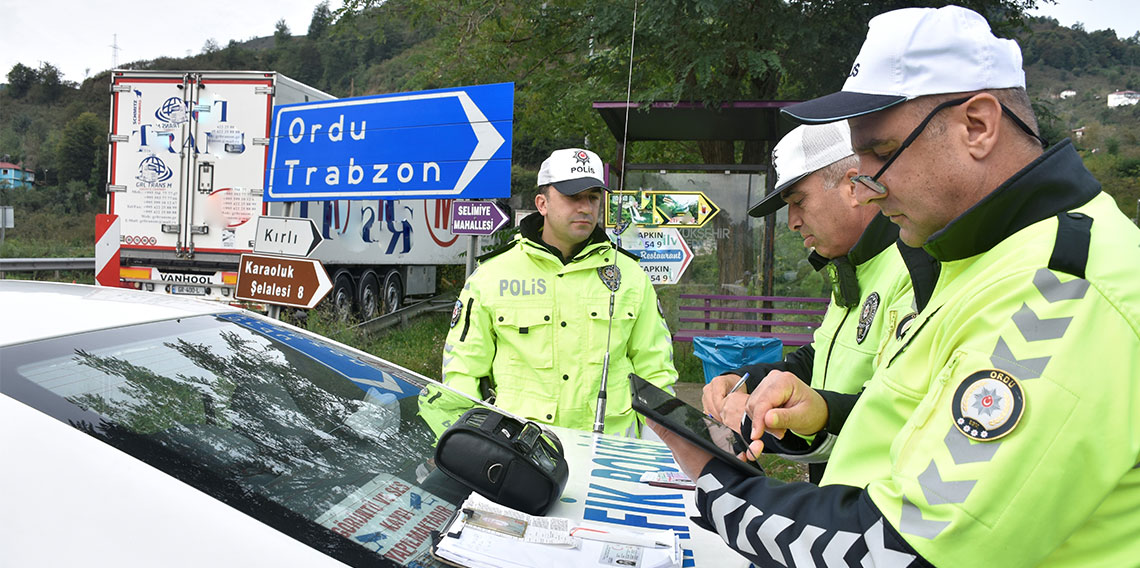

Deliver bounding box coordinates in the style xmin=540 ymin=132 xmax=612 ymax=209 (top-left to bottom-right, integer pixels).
xmin=673 ymin=294 xmax=830 ymax=347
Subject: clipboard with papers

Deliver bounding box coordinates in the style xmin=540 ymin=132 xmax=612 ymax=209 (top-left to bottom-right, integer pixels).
xmin=431 ymin=493 xmax=681 ymax=568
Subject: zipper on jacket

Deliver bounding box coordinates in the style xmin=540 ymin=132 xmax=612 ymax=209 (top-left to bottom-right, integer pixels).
xmin=820 ymin=308 xmax=852 ymax=390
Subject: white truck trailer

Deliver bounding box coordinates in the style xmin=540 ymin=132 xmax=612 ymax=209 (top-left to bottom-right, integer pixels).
xmin=106 ymin=70 xmax=465 ymax=316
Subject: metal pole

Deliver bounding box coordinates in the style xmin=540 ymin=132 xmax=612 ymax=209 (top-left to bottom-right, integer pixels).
xmin=266 ymin=202 xmax=296 ymax=320
xmin=465 ymin=235 xmax=478 ymax=277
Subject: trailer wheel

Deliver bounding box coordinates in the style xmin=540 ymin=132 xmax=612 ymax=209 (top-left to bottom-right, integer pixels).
xmin=381 ymin=270 xmax=404 ymax=314
xmin=332 ymin=273 xmax=355 ymax=319
xmin=358 ymin=271 xmax=381 ymax=320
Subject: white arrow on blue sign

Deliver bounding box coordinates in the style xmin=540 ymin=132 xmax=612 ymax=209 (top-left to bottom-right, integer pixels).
xmin=264 ymin=82 xmax=513 ymax=201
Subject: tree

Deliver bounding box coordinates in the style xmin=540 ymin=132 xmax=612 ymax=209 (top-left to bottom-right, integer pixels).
xmin=56 ymin=112 xmax=105 ymax=190
xmin=6 ymin=62 xmax=73 ymax=103
xmin=6 ymin=63 xmax=37 ymax=98
xmin=274 ymin=18 xmax=291 ymax=43
xmin=340 ymin=0 xmax=1044 ymax=289
xmin=308 ymin=1 xmax=333 ymax=40
xmin=32 ymin=63 xmax=68 ymax=103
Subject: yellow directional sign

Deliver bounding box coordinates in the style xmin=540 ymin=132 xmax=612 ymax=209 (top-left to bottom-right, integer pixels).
xmin=605 ymin=191 xmax=720 ymax=229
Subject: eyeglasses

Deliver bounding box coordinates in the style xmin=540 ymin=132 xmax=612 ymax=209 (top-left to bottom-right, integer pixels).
xmin=851 ymin=96 xmax=1049 ymax=195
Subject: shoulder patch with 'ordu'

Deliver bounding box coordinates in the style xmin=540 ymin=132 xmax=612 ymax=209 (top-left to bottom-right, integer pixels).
xmin=952 ymin=369 xmax=1025 ymax=441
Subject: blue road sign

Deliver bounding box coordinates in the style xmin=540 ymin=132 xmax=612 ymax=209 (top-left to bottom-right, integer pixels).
xmin=265 ymin=83 xmax=513 ymax=201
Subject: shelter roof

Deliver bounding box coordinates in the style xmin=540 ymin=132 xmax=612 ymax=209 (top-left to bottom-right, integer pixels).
xmin=592 ymin=100 xmax=799 ymax=143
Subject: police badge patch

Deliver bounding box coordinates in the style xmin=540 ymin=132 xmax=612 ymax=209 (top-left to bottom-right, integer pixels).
xmin=855 ymin=292 xmax=880 ymax=344
xmin=952 ymin=369 xmax=1025 ymax=441
xmin=450 ymin=299 xmax=463 ymax=328
xmin=598 ymin=264 xmax=621 ymax=292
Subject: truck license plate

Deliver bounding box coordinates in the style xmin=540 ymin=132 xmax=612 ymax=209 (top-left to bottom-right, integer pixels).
xmin=171 ymin=285 xmax=207 ymax=296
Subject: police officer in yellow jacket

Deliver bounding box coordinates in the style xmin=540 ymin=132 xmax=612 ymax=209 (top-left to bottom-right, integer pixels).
xmin=441 ymin=148 xmax=678 ymax=436
xmin=651 ymin=6 xmax=1140 ymax=566
xmin=702 ymin=121 xmax=930 ymax=484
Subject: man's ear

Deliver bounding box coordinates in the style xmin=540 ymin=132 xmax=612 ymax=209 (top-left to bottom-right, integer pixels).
xmin=962 ymin=93 xmax=1002 ymax=160
xmin=841 ymin=167 xmax=862 ymax=206
xmin=535 ymin=192 xmax=548 ymax=215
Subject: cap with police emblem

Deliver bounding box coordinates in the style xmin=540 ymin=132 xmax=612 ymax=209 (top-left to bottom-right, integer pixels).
xmin=782 ymin=5 xmax=1026 ymax=124
xmin=537 ymin=148 xmax=610 ymax=195
xmin=749 ymin=121 xmax=854 ymax=218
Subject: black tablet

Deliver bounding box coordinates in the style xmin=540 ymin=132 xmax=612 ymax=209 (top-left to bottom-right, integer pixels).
xmin=630 ymin=374 xmax=764 ymax=478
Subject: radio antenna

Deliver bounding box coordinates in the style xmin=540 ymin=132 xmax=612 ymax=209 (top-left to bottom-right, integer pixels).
xmin=593 ymin=0 xmax=639 ymax=435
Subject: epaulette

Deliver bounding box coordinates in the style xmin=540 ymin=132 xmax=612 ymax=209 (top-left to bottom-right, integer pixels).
xmin=1049 ymin=211 xmax=1092 ymax=279
xmin=476 ymin=238 xmax=520 ymax=264
xmin=614 ymin=243 xmax=640 ymax=262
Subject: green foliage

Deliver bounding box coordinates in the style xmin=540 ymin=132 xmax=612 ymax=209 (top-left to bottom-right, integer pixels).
xmin=1084 ymin=152 xmax=1140 ymax=221
xmin=308 ymin=1 xmax=334 ymax=40
xmin=290 ymin=306 xmax=451 ymax=380
xmin=0 ymin=184 xmax=100 ymax=259
xmin=6 ymin=63 xmax=37 ymax=99
xmin=55 ymin=112 xmax=106 ymax=192
xmin=5 ymin=62 xmax=74 ymax=104
xmin=1117 ymin=157 xmax=1140 ymax=178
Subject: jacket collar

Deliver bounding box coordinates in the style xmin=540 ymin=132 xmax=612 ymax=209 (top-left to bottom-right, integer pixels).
xmin=923 ymin=139 xmax=1100 ymax=261
xmin=519 ymin=211 xmax=610 ymax=264
xmin=807 ymin=215 xmax=901 ymax=308
xmin=848 ymin=213 xmax=899 ymax=266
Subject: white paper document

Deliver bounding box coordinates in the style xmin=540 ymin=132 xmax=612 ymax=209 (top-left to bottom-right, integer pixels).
xmin=433 ymin=493 xmax=680 ymax=568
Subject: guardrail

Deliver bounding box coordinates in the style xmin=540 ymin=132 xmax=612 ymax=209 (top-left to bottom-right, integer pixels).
xmin=0 ymin=257 xmax=95 ymax=277
xmin=350 ymin=294 xmax=457 ymax=334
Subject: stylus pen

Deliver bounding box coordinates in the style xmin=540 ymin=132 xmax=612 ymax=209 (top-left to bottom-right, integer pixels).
xmin=729 ymin=373 xmax=759 ymax=462
xmin=571 ymin=527 xmax=671 ymax=549
xmin=706 ymin=372 xmax=751 ymax=421
xmin=728 ymin=372 xmax=751 ymax=395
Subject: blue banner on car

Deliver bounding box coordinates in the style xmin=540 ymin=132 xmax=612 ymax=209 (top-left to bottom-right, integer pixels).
xmin=221 ymin=313 xmax=422 ymax=399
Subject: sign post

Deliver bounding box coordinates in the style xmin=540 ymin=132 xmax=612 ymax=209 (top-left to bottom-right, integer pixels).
xmin=0 ymin=205 xmax=12 ymax=247
xmin=235 ymin=253 xmax=332 ymax=309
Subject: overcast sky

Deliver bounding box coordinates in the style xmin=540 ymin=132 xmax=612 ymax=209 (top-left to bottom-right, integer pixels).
xmin=0 ymin=1 xmax=1136 ymax=86
xmin=0 ymin=0 xmax=331 ymax=84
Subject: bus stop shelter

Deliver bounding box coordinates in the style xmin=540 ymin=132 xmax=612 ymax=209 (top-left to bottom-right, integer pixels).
xmin=592 ymin=100 xmax=798 ymax=295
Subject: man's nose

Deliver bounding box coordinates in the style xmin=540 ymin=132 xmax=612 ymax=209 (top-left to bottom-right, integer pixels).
xmin=787 ymin=209 xmax=802 ymax=231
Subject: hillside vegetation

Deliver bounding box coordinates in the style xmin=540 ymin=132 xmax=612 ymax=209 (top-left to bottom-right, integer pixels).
xmin=2 ymin=1 xmax=1138 ymax=256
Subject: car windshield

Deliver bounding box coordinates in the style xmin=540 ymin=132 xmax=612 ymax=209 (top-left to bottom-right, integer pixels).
xmin=0 ymin=311 xmax=480 ymax=567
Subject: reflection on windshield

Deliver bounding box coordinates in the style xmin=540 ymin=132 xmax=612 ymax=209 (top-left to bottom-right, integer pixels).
xmin=4 ymin=314 xmax=478 ymax=567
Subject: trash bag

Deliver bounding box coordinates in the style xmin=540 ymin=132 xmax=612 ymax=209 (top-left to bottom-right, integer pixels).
xmin=692 ymin=336 xmax=783 ymax=384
